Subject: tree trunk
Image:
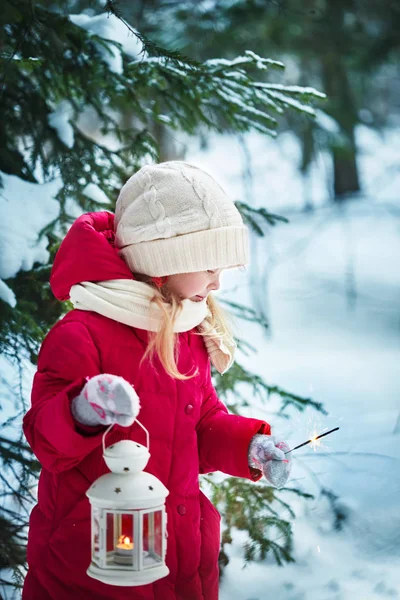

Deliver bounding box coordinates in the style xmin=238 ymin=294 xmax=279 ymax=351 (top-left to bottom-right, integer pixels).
xmin=332 ymin=140 xmax=360 ymax=198
xmin=319 ymin=4 xmax=361 ymax=200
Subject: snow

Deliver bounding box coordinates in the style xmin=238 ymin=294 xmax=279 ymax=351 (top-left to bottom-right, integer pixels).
xmin=261 ymin=83 xmax=327 ymax=98
xmin=0 ymin=278 xmax=16 ymax=307
xmin=76 ymin=105 xmax=122 ymax=152
xmin=315 ymin=109 xmax=341 ymax=134
xmin=157 ymin=115 xmax=172 ymax=124
xmin=265 ymin=89 xmax=317 ymax=115
xmin=184 ymin=124 xmax=400 ymax=599
xmin=48 ymin=100 xmax=74 ymax=148
xmin=69 ymin=12 xmax=143 ymax=75
xmin=217 ymin=87 xmax=278 ymax=125
xmin=82 ymin=182 xmax=110 ymax=205
xmin=0 ymin=173 xmax=61 ymax=306
xmin=206 ymin=51 xmax=285 ymax=70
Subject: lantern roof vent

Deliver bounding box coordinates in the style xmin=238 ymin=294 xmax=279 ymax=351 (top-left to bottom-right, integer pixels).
xmin=103 ymin=439 xmax=150 ymax=474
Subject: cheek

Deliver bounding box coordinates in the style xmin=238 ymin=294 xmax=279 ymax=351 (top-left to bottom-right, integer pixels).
xmin=170 ymin=278 xmax=196 ymax=297
xmin=169 ymin=274 xmax=207 ymax=297
xmin=184 ymin=281 xmax=199 ymax=296
xmin=191 ymin=275 xmax=207 ymax=292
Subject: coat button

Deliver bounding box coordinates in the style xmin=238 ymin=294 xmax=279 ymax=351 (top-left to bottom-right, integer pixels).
xmin=185 ymin=404 xmax=193 ymax=414
xmin=177 ymin=504 xmax=186 ymax=515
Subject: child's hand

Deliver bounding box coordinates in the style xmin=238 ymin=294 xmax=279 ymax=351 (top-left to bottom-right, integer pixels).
xmin=71 ymin=374 xmax=140 ymax=427
xmin=248 ymin=434 xmax=292 ymax=489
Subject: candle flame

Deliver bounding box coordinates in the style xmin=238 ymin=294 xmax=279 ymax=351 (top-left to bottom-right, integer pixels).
xmin=117 ymin=534 xmax=133 ymax=549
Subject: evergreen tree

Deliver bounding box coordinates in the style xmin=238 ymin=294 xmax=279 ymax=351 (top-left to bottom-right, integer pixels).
xmin=127 ymin=0 xmax=400 ymax=199
xmin=1 ymin=0 xmax=327 ymax=595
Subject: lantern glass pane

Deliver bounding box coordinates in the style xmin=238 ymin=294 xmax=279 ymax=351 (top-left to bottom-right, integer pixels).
xmin=142 ymin=510 xmax=163 ymax=568
xmin=92 ymin=507 xmax=101 ymax=564
xmin=105 ymin=511 xmax=135 ymax=569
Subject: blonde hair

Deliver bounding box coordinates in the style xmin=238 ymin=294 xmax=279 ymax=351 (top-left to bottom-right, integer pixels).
xmin=135 ymin=274 xmax=236 ymax=380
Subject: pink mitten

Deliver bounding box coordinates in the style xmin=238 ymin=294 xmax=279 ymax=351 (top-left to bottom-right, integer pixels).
xmin=71 ymin=374 xmax=140 ymax=427
xmin=248 ymin=434 xmax=292 ymax=489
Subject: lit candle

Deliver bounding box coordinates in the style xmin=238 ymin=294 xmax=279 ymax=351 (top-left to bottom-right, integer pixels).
xmin=115 ymin=535 xmax=133 ymax=558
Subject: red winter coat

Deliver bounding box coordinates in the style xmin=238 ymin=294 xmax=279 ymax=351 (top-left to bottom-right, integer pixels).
xmin=22 ymin=212 xmax=270 ymax=600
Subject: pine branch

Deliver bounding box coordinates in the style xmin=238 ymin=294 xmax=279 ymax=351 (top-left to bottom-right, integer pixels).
xmin=0 ymin=435 xmax=40 ymax=472
xmin=235 ymin=200 xmax=290 ymax=236
xmin=219 ymin=297 xmax=270 ymax=330
xmin=214 ymin=361 xmax=327 ymax=417
xmin=0 ymin=2 xmax=36 ymax=102
xmin=203 ymin=475 xmax=314 ymax=567
xmin=105 ymin=0 xmax=200 ymax=66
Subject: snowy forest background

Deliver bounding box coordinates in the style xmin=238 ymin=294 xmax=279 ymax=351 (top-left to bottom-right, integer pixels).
xmin=1 ymin=1 xmax=400 ymax=599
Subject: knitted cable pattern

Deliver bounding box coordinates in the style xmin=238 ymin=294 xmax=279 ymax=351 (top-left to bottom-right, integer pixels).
xmin=139 ymin=168 xmax=172 ymax=237
xmin=167 ymin=164 xmax=222 ymax=229
xmin=192 ymin=177 xmax=222 ymax=229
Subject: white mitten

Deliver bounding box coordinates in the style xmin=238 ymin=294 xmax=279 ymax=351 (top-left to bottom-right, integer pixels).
xmin=71 ymin=374 xmax=140 ymax=427
xmin=248 ymin=434 xmax=292 ymax=489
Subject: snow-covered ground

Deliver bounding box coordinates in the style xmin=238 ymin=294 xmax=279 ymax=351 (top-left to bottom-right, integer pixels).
xmin=185 ymin=125 xmax=400 ymax=600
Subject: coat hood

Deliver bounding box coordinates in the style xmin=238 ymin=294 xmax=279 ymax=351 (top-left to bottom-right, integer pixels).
xmin=50 ymin=212 xmax=134 ymax=301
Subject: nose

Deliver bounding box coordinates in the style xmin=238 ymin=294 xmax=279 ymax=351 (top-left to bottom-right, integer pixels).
xmin=208 ymin=276 xmax=220 ymax=292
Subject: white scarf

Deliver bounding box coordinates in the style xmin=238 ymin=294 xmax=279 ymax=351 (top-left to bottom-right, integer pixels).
xmin=70 ymin=279 xmax=236 ymax=374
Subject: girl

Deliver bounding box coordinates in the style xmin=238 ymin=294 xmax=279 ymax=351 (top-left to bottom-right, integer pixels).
xmin=22 ymin=161 xmax=291 ymax=600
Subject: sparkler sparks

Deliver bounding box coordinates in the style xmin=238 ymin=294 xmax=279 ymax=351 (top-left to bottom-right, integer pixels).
xmin=284 ymin=427 xmax=340 ymax=455
xmin=309 ymin=433 xmax=321 ymax=451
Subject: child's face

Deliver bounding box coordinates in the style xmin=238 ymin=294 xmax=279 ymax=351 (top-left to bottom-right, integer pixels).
xmin=167 ymin=269 xmax=225 ymax=302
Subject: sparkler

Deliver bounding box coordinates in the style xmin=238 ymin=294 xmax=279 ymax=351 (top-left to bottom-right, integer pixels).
xmin=284 ymin=427 xmax=339 ymax=455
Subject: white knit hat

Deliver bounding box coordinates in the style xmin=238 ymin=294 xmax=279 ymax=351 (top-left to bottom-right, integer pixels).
xmin=114 ymin=161 xmax=249 ymax=276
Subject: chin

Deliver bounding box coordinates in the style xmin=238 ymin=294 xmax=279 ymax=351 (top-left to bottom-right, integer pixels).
xmin=190 ymin=295 xmax=206 ymax=302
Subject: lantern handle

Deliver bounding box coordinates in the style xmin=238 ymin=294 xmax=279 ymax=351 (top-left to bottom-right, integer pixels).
xmin=101 ymin=420 xmax=150 ymax=454
xmin=102 ymin=423 xmax=114 ymax=455
xmin=135 ymin=418 xmax=150 ymax=452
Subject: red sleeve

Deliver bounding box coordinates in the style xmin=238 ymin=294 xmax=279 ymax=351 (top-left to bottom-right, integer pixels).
xmin=23 ymin=320 xmax=107 ymax=474
xmin=196 ymin=362 xmax=271 ymax=482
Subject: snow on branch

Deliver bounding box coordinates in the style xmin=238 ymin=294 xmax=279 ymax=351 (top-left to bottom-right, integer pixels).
xmin=128 ymin=48 xmax=324 ymax=136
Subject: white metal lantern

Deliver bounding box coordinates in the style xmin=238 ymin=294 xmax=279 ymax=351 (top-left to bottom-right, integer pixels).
xmin=86 ymin=421 xmax=169 ymax=586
